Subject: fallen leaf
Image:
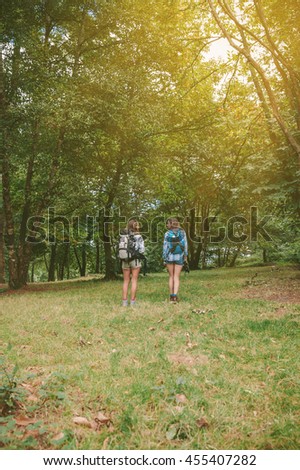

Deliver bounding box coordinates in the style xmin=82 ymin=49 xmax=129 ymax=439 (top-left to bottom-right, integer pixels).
xmin=27 ymin=394 xmax=39 ymax=402
xmin=95 ymin=412 xmax=110 ymax=424
xmin=73 ymin=416 xmax=92 ymax=428
xmin=15 ymin=416 xmax=37 ymax=426
xmin=175 ymin=394 xmax=188 ymax=404
xmin=52 ymin=432 xmax=65 ymax=442
xmin=166 ymin=424 xmax=179 ymax=440
xmin=157 ymin=318 xmax=164 ymax=323
xmin=196 ymin=417 xmax=209 ymax=429
xmin=23 ymin=429 xmax=40 ymax=439
xmin=219 ymin=354 xmax=226 ymax=360
xmin=148 ymin=327 xmax=155 ymax=331
xmin=102 ymin=437 xmax=110 ymax=449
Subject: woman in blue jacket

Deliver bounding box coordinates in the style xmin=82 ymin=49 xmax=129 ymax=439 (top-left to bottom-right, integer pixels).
xmin=163 ymin=218 xmax=188 ymax=303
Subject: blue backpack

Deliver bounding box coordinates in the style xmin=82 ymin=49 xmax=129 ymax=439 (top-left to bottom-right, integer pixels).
xmin=167 ymin=229 xmax=185 ymax=255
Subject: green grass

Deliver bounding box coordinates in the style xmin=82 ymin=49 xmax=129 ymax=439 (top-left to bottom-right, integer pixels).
xmin=0 ymin=265 xmax=299 ymax=450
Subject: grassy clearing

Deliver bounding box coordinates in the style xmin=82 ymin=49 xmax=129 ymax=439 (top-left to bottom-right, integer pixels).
xmin=0 ymin=265 xmax=299 ymax=450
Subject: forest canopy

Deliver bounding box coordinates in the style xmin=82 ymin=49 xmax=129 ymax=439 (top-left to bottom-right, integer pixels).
xmin=1 ymin=0 xmax=299 ymax=288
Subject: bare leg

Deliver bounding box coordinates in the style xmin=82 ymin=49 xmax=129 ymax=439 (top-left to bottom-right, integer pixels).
xmin=166 ymin=264 xmax=175 ymax=294
xmin=173 ymin=264 xmax=183 ymax=295
xmin=130 ymin=267 xmax=140 ymax=300
xmin=122 ymin=269 xmax=131 ymax=300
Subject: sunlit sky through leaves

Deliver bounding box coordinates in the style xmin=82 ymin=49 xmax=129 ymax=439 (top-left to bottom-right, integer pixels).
xmin=206 ymin=38 xmax=232 ymax=60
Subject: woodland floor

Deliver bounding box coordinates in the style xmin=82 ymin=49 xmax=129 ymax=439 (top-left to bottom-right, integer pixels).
xmin=1 ymin=264 xmax=299 ymax=450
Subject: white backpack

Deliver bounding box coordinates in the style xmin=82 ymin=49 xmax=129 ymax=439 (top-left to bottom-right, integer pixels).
xmin=118 ymin=233 xmax=131 ymax=260
xmin=118 ymin=232 xmax=145 ymax=261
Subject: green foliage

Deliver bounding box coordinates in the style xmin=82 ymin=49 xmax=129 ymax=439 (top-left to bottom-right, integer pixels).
xmin=1 ymin=0 xmax=299 ymax=286
xmin=0 ymin=349 xmax=25 ymax=416
xmin=0 ymin=363 xmax=20 ymax=415
xmin=39 ymin=371 xmax=69 ymax=405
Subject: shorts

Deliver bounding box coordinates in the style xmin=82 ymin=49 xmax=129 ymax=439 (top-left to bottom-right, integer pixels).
xmin=165 ymin=260 xmax=184 ymax=266
xmin=122 ymin=259 xmax=142 ymax=270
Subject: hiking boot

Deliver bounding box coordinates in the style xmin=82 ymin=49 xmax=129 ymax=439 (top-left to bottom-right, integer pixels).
xmin=170 ymin=295 xmax=178 ymax=303
xmin=122 ymin=299 xmax=128 ymax=307
xmin=130 ymin=299 xmax=136 ymax=307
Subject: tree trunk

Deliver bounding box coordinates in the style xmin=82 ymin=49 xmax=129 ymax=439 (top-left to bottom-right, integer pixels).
xmin=263 ymin=248 xmax=268 ymax=263
xmin=102 ymin=209 xmax=117 ymax=280
xmin=44 ymin=253 xmax=49 ymax=273
xmin=16 ymin=119 xmax=38 ymax=286
xmin=189 ymin=242 xmax=202 ymax=270
xmin=201 ymin=248 xmax=207 ymax=270
xmin=223 ymin=248 xmax=229 ymax=266
xmin=74 ymin=246 xmax=82 ymax=276
xmin=1 ymin=41 xmax=34 ymax=289
xmin=58 ymin=244 xmax=69 ymax=280
xmin=48 ymin=244 xmax=57 ymax=281
xmin=186 ymin=208 xmax=202 ymax=270
xmin=81 ymin=244 xmax=86 ymax=277
xmin=1 ymin=46 xmax=21 ymax=288
xmin=103 ymin=235 xmax=116 ymax=280
xmin=0 ymin=46 xmax=4 ymax=257
xmin=31 ymin=262 xmax=34 ymax=283
xmin=217 ymin=248 xmax=221 ymax=267
xmin=62 ymin=244 xmax=69 ymax=279
xmin=201 ymin=205 xmax=210 ymax=270
xmin=74 ymin=244 xmax=87 ymax=277
xmin=66 ymin=247 xmax=70 ymax=279
xmin=228 ymin=247 xmax=241 ymax=267
xmin=95 ymin=239 xmax=100 ymax=274
xmin=2 ymin=170 xmax=20 ymax=288
xmin=17 ymin=244 xmax=31 ymax=287
xmin=0 ymin=209 xmax=5 ymax=283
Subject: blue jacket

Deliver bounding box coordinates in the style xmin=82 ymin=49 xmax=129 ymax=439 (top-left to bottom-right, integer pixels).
xmin=163 ymin=229 xmax=188 ymax=263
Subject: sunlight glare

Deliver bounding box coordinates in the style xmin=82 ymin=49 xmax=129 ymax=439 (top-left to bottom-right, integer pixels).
xmin=206 ymin=38 xmax=232 ymax=60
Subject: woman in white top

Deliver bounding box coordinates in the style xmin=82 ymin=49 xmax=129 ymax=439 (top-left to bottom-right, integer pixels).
xmin=121 ymin=219 xmax=145 ymax=306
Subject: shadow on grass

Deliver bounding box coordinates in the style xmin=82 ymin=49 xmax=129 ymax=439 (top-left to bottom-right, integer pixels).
xmin=0 ymin=275 xmax=125 ymax=296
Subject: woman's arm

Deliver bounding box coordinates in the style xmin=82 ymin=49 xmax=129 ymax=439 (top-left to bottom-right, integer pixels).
xmin=136 ymin=235 xmax=145 ymax=254
xmin=183 ymin=231 xmax=188 ymax=258
xmin=162 ymin=232 xmax=168 ymax=262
